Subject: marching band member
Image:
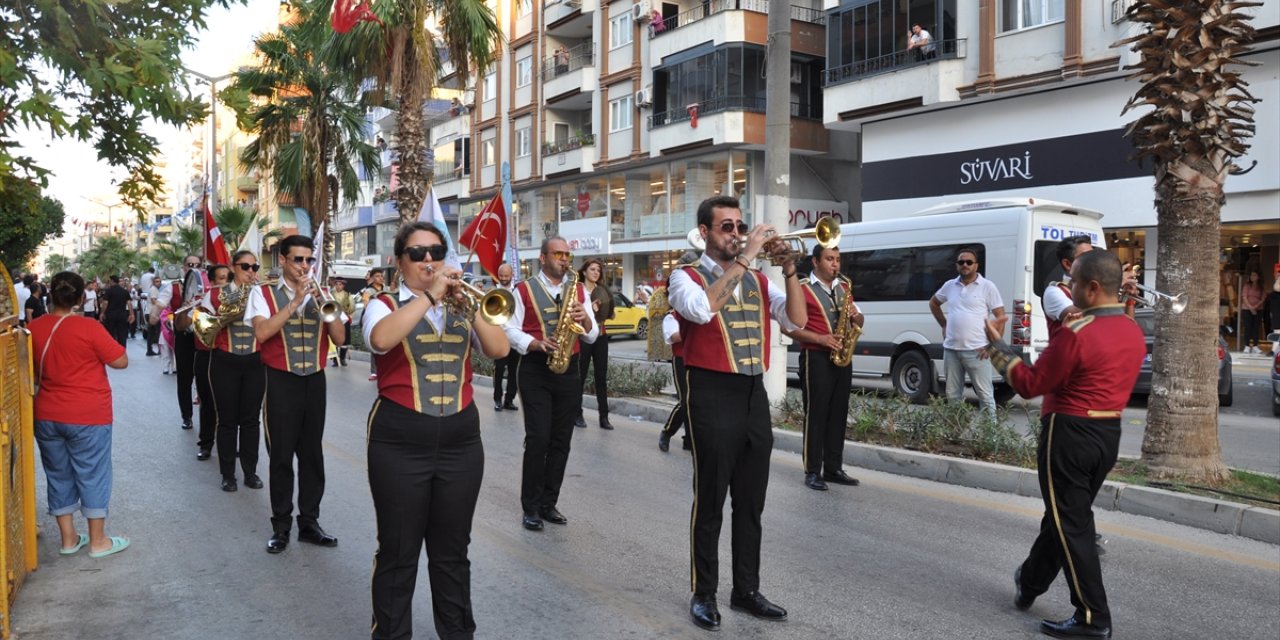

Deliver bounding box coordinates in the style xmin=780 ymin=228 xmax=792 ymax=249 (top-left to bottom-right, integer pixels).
xmin=245 ymin=235 xmax=347 ymax=554
xmin=362 ymin=222 xmax=509 ymax=640
xmin=668 ymin=196 xmax=806 ymax=631
xmin=206 ymin=250 xmax=265 ymax=492
xmin=657 ymin=250 xmax=698 ymax=453
xmin=985 ymin=250 xmax=1143 ymax=640
xmin=152 ymin=255 xmax=203 ymax=430
xmin=782 ymin=244 xmax=863 ymax=491
xmin=502 ymin=236 xmax=597 ymax=532
xmin=194 ymin=264 xmax=229 ymax=462
xmin=491 ymin=263 xmax=520 ymax=411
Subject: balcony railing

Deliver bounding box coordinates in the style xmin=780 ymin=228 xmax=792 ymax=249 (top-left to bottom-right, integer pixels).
xmin=542 ymin=43 xmax=594 ymax=82
xmin=650 ymin=0 xmax=822 ymax=37
xmin=542 ymin=133 xmax=595 ymax=155
xmin=822 ymin=38 xmax=967 ymax=87
xmin=432 ymin=160 xmax=468 ymax=182
xmin=648 ymin=95 xmax=821 ymax=128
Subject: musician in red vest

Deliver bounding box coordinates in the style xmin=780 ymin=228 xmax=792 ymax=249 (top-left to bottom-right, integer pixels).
xmin=244 ymin=235 xmax=347 ymax=554
xmin=501 ymin=236 xmax=597 ymax=533
xmin=667 ymin=195 xmax=807 ymax=632
xmin=1044 ymin=236 xmax=1136 ymax=340
xmin=193 ymin=264 xmax=229 ymax=463
xmin=782 ymin=244 xmax=864 ymax=491
xmin=362 ymin=222 xmax=509 ymax=640
xmin=204 ymin=250 xmax=265 ymax=493
xmin=151 ymin=255 xmax=203 ymax=430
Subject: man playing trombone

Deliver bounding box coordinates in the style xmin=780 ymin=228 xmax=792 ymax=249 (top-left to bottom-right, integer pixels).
xmin=244 ymin=235 xmax=348 ymax=554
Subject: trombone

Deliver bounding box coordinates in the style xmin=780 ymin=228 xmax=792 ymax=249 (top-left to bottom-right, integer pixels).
xmin=1123 ymin=283 xmax=1188 ymax=314
xmin=739 ymin=216 xmax=842 ymax=266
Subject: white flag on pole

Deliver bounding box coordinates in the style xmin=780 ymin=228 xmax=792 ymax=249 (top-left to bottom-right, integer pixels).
xmin=418 ymin=187 xmax=462 ymax=269
xmin=238 ymin=216 xmax=263 ymax=256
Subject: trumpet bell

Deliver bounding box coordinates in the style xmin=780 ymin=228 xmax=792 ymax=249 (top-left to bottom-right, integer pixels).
xmin=319 ymin=300 xmax=341 ymax=324
xmin=759 ymin=217 xmax=843 ymax=265
xmin=1166 ymin=292 xmax=1188 ymax=315
xmin=478 ymin=288 xmax=516 ymax=326
xmin=687 ymin=227 xmax=706 ymax=252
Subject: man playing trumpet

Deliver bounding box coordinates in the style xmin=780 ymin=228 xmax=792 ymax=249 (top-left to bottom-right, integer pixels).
xmin=244 ymin=235 xmax=348 ymax=554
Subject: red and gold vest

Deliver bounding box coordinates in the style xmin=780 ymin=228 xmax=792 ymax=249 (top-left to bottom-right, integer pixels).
xmin=679 ymin=265 xmax=771 ymax=375
xmin=258 ymin=283 xmax=329 ymax=375
xmin=211 ymin=287 xmax=258 ymax=356
xmin=516 ymin=277 xmax=582 ymax=356
xmin=798 ymin=277 xmax=843 ymax=352
xmin=372 ymin=293 xmax=474 ymax=416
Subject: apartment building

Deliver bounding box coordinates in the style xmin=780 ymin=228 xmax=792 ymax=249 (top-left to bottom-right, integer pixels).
xmin=822 ymin=0 xmax=1279 ymax=341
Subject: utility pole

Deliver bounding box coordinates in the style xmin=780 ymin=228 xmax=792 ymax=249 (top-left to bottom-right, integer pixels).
xmin=763 ymin=0 xmax=792 ymax=403
xmin=182 ymin=68 xmax=235 ymax=217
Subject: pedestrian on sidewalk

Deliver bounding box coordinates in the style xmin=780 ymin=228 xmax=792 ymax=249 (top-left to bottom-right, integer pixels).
xmin=575 ymin=259 xmax=615 ymax=430
xmin=491 ymin=263 xmax=520 ymax=411
xmin=985 ymin=250 xmax=1143 ymax=640
xmin=363 ymin=222 xmax=510 ymax=640
xmin=29 ymin=271 xmax=131 ymax=559
xmin=1241 ymin=271 xmax=1265 ymax=354
xmin=99 ymin=275 xmax=133 ymax=348
xmin=928 ymin=247 xmax=1005 ymax=419
xmin=207 ymin=251 xmax=265 ymax=493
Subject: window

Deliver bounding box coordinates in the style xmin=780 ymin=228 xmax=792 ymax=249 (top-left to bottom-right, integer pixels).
xmin=516 ymin=56 xmax=532 ymax=88
xmin=610 ymin=94 xmax=633 ymax=131
xmin=610 ymin=12 xmax=633 ymax=49
xmin=841 ymin=243 xmax=986 ymax=302
xmin=516 ymin=127 xmax=531 ymax=157
xmin=482 ymin=72 xmax=497 ymax=101
xmin=481 ymin=137 xmax=496 ymax=167
xmin=517 ymin=0 xmax=533 ymax=15
xmin=1000 ymin=0 xmax=1064 ymax=32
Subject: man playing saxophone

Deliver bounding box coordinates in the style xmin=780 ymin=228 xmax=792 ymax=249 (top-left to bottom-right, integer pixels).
xmin=782 ymin=244 xmax=864 ymax=492
xmin=502 ymin=236 xmax=598 ymax=532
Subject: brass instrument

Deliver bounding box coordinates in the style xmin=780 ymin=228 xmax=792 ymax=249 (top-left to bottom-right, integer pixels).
xmin=193 ymin=282 xmax=252 ymax=348
xmin=547 ymin=269 xmax=585 ymax=374
xmin=302 ymin=277 xmax=342 ymax=323
xmin=829 ymin=275 xmax=861 ymax=367
xmin=1123 ymin=283 xmax=1188 ymax=314
xmin=741 ymin=217 xmax=842 ymax=266
xmin=440 ymin=273 xmax=516 ymax=326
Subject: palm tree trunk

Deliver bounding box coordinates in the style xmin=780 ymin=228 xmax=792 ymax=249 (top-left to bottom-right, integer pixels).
xmin=394 ymin=64 xmax=430 ymax=225
xmin=1139 ymin=155 xmax=1230 ymax=482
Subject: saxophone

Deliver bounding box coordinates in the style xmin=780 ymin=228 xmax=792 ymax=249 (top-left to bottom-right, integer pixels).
xmin=547 ymin=269 xmax=585 ymax=374
xmin=830 ymin=275 xmax=861 ymax=367
xmin=193 ymin=283 xmax=251 ymax=348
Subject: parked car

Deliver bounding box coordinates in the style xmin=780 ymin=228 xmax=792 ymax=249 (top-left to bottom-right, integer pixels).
xmin=1271 ymin=350 xmax=1279 ymax=416
xmin=603 ymin=292 xmax=648 ymax=340
xmin=1131 ymin=308 xmax=1233 ymax=406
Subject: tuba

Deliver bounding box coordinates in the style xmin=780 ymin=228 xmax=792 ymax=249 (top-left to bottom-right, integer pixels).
xmin=829 ymin=275 xmax=862 ymax=367
xmin=547 ymin=269 xmax=585 ymax=374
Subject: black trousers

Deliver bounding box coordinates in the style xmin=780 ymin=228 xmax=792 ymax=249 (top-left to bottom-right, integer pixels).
xmin=368 ymin=399 xmax=483 ymax=640
xmin=577 ymin=333 xmax=610 ymax=419
xmin=660 ymin=357 xmax=687 ymax=438
xmin=104 ymin=315 xmax=129 ymax=347
xmin=518 ymin=352 xmax=581 ymax=515
xmin=174 ymin=331 xmax=197 ymax=422
xmin=146 ymin=321 xmax=159 ymax=352
xmin=686 ymin=367 xmax=772 ymax=596
xmin=1241 ymin=309 xmax=1261 ymax=346
xmin=194 ymin=349 xmax=217 ymax=450
xmin=263 ymin=367 xmax=328 ymax=533
xmin=211 ymin=350 xmax=265 ymax=479
xmin=492 ymin=352 xmax=520 ymax=404
xmin=1019 ymin=413 xmax=1120 ymax=628
xmin=799 ymin=350 xmax=853 ymax=475
xmin=338 ymin=321 xmax=351 ymax=363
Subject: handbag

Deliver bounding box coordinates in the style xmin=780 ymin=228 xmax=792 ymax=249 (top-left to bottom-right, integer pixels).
xmin=35 ymin=314 xmax=70 ymax=394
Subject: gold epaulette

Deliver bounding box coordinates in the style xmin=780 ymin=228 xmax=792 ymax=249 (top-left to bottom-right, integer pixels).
xmin=1065 ymin=315 xmax=1096 ymax=333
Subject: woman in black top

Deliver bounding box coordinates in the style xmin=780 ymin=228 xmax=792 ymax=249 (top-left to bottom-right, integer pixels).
xmin=24 ymin=282 xmax=47 ymax=323
xmin=575 ymin=259 xmax=616 ymax=430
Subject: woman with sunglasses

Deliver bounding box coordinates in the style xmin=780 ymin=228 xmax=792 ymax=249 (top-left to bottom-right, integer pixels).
xmin=362 ymin=222 xmax=509 ymax=640
xmin=575 ymin=259 xmax=615 ymax=429
xmin=192 ymin=264 xmax=230 ymax=463
xmin=204 ymin=251 xmax=265 ymax=492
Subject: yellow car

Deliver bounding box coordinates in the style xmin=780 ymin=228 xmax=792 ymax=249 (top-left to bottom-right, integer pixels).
xmin=603 ymin=292 xmax=649 ymax=340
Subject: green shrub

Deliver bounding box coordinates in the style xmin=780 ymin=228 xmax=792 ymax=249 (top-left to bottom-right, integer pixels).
xmin=584 ymin=361 xmax=670 ymax=397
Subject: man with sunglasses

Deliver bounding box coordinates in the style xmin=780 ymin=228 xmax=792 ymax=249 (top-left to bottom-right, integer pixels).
xmin=667 ymin=195 xmax=807 ymax=632
xmin=245 ymin=235 xmax=348 ymax=554
xmin=151 ymin=255 xmax=204 ymax=430
xmin=502 ymin=236 xmax=598 ymax=533
xmin=929 ymin=247 xmax=1006 ymax=418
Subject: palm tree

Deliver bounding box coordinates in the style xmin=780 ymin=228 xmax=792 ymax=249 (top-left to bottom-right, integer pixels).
xmin=44 ymin=253 xmax=71 ymax=273
xmin=150 ymin=224 xmax=205 ymax=268
xmin=213 ymin=205 xmax=283 ymax=253
xmin=1118 ymin=0 xmax=1260 ymax=482
xmin=318 ymin=0 xmax=501 ymax=222
xmin=78 ymin=236 xmax=142 ymax=280
xmin=226 ymin=3 xmax=380 ymax=269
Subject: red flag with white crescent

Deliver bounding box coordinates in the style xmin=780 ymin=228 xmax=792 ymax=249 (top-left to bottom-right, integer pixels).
xmin=331 ymin=0 xmax=384 ymax=34
xmin=458 ymin=192 xmax=507 ymax=279
xmin=203 ymin=198 xmax=231 ymax=266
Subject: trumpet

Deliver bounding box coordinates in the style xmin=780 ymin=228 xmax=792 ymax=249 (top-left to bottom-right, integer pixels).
xmin=1123 ymin=283 xmax=1188 ymax=314
xmin=301 ymin=277 xmax=342 ymax=323
xmin=737 ymin=217 xmax=842 ymax=266
xmin=427 ymin=267 xmax=516 ymax=325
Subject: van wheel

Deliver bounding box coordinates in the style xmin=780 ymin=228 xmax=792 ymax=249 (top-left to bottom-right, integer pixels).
xmin=891 ymin=350 xmax=933 ymax=405
xmin=993 ymin=383 xmax=1016 ymax=406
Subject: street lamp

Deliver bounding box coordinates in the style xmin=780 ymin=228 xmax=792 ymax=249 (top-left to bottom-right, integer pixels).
xmin=182 ymin=67 xmax=235 ymax=216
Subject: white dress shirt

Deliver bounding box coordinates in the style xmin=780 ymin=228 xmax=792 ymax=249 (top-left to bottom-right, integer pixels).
xmin=662 ymin=313 xmax=680 ymax=345
xmin=807 ymin=275 xmax=861 ymax=317
xmin=502 ymin=270 xmax=599 ymax=355
xmin=667 ymin=253 xmax=799 ymax=331
xmin=361 ymin=285 xmax=483 ymax=355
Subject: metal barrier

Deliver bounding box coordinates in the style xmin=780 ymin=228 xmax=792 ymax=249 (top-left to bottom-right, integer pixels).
xmin=0 ymin=263 xmax=38 ymax=638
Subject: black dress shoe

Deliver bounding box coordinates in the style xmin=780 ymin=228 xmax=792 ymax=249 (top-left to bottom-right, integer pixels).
xmin=599 ymin=417 xmax=614 ymax=430
xmin=298 ymin=525 xmax=338 ymax=547
xmin=494 ymin=401 xmax=504 ymax=411
xmin=1040 ymin=615 xmax=1111 ymax=638
xmin=824 ymin=469 xmax=860 ymax=486
xmin=729 ymin=590 xmax=787 ymax=621
xmin=690 ymin=594 xmax=721 ymax=631
xmin=502 ymin=401 xmax=518 ymax=410
xmin=196 ymin=448 xmax=212 ymax=461
xmin=266 ymin=532 xmax=289 ymax=554
xmin=522 ymin=513 xmax=544 ymax=531
xmin=243 ymin=474 xmax=264 ymax=489
xmin=804 ymin=473 xmax=828 ymax=491
xmin=539 ymin=506 xmax=568 ymax=525
xmin=221 ymin=477 xmax=237 ymax=492
xmin=574 ymin=416 xmax=587 ymax=428
xmin=658 ymin=432 xmax=671 ymax=452
xmin=1014 ymin=567 xmax=1035 ymax=611
xmin=181 ymin=419 xmax=194 ymax=430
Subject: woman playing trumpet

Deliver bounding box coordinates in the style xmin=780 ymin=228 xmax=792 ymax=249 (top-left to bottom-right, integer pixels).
xmin=362 ymin=222 xmax=509 ymax=640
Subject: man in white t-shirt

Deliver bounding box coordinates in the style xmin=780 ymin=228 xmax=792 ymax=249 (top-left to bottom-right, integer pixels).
xmin=929 ymin=247 xmax=1006 ymax=417
xmin=83 ymin=281 xmax=99 ymax=319
xmin=908 ymin=23 xmax=935 ymax=60
xmin=15 ymin=274 xmax=31 ymax=322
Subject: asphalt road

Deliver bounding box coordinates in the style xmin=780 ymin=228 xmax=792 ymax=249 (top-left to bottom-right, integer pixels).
xmin=12 ymin=336 xmax=1280 ymax=639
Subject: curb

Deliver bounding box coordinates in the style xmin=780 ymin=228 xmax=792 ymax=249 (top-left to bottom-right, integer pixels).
xmin=472 ymin=375 xmax=1280 ymax=546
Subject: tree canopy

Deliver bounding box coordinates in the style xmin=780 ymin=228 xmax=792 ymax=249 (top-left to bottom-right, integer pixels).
xmin=0 ymin=175 xmax=65 ymax=269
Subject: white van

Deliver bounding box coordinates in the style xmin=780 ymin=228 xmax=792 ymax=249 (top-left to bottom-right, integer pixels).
xmin=789 ymin=197 xmax=1106 ymax=403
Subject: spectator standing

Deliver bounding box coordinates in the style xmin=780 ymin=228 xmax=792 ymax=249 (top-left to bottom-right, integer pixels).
xmin=1267 ymin=278 xmax=1280 ymax=353
xmin=24 ymin=282 xmax=47 ymax=323
xmin=16 ymin=274 xmax=32 ymax=324
xmin=575 ymin=259 xmax=615 ymax=430
xmin=908 ymin=23 xmax=935 ymax=60
xmin=360 ymin=268 xmax=387 ymax=381
xmin=1240 ymin=271 xmax=1265 ymax=354
xmin=491 ymin=263 xmax=521 ymax=411
xmin=29 ymin=271 xmax=130 ymax=559
xmin=928 ymin=248 xmax=1006 ymax=418
xmin=82 ymin=280 xmax=99 ymax=319
xmin=99 ymin=275 xmax=133 ymax=348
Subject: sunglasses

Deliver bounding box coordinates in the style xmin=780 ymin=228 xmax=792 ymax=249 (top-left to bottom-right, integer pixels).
xmin=549 ymin=250 xmax=573 ymax=261
xmin=404 ymin=245 xmax=449 ymax=262
xmin=236 ymin=263 xmax=261 ymax=272
xmin=718 ymin=220 xmax=750 ymax=235
xmin=289 ymin=256 xmax=318 ymax=265
xmin=956 ymin=260 xmax=976 ymax=266
xmin=185 ymin=262 xmax=201 ymax=268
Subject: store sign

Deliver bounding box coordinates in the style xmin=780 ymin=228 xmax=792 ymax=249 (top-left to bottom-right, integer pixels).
xmin=566 ymin=237 xmax=604 ymax=251
xmin=788 ymin=199 xmax=850 ymax=231
xmin=863 ymin=129 xmax=1153 ymax=202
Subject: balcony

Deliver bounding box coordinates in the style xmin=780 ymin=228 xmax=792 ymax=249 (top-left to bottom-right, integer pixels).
xmin=648 ymin=96 xmax=826 ymax=154
xmin=648 ymin=2 xmax=826 ymax=65
xmin=650 ymin=1 xmax=823 ymax=36
xmin=542 ymin=134 xmax=595 ymax=175
xmin=234 ymin=175 xmax=258 ymax=193
xmin=543 ymin=44 xmax=596 ymax=108
xmin=822 ymin=39 xmax=969 ymax=130
xmin=541 ymin=133 xmax=595 ymax=156
xmin=823 ymin=38 xmax=967 ymax=86
xmin=545 ymin=0 xmax=595 ymax=36
xmin=649 ymin=95 xmax=822 ymax=128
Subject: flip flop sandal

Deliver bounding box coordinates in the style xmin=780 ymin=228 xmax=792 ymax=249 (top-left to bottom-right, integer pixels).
xmin=88 ymin=536 xmax=130 ymax=559
xmin=59 ymin=534 xmax=89 ymax=555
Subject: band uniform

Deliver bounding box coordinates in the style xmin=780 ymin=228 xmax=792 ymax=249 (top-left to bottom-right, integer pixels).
xmin=205 ymin=262 xmax=265 ymax=492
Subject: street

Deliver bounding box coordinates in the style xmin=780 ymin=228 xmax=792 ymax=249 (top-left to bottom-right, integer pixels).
xmin=12 ymin=337 xmax=1280 ymax=640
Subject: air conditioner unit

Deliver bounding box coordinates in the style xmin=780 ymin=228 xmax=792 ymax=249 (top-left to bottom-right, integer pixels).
xmin=633 ymin=3 xmax=650 ymax=22
xmin=635 ymin=88 xmax=652 ymax=108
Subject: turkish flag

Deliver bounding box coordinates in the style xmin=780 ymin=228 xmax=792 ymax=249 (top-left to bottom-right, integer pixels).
xmin=331 ymin=0 xmax=384 ymax=34
xmin=458 ymin=192 xmax=507 ymax=279
xmin=204 ymin=198 xmax=231 ymax=266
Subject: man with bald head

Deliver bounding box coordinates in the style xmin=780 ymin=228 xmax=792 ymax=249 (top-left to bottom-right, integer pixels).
xmin=492 ymin=262 xmax=520 ymax=411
